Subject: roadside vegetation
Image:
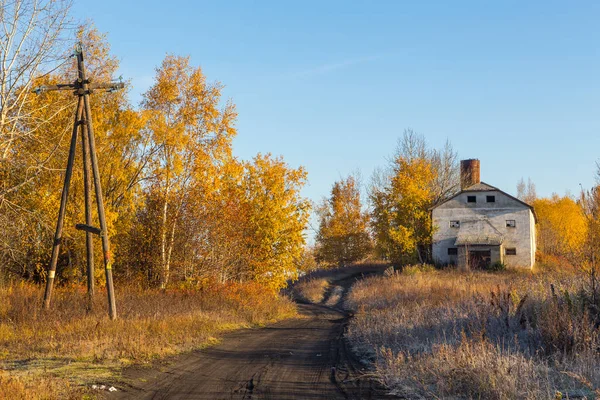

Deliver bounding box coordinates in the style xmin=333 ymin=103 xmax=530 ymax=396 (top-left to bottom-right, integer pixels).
xmin=293 ymin=263 xmax=389 ymax=306
xmin=312 ymin=131 xmax=600 ymax=399
xmin=346 ymin=266 xmax=600 ymax=399
xmin=0 ymin=2 xmax=308 ymax=398
xmin=3 ymin=1 xmax=600 ymax=399
xmin=0 ymin=282 xmax=295 ymax=398
xmin=315 ymin=174 xmax=373 ymax=267
xmin=295 ymin=277 xmax=330 ymax=304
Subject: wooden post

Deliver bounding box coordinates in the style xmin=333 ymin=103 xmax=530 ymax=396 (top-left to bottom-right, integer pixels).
xmin=77 ymin=48 xmax=117 ymax=320
xmin=36 ymin=43 xmax=123 ymax=319
xmin=43 ymin=97 xmax=83 ymax=309
xmin=81 ymin=121 xmax=95 ymax=310
xmin=76 ymin=45 xmax=95 ymax=311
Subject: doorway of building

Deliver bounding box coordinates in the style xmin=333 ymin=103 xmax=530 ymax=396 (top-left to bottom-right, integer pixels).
xmin=469 ymin=250 xmax=491 ymax=269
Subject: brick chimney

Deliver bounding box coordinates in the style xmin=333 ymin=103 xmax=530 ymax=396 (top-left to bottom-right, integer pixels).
xmin=460 ymin=159 xmax=480 ymax=190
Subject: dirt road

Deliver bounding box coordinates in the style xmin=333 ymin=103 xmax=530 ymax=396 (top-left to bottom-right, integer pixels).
xmin=114 ymin=268 xmax=390 ymax=399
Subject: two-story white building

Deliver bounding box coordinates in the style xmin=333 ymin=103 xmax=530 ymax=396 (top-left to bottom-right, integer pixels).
xmin=431 ymin=159 xmax=536 ymax=269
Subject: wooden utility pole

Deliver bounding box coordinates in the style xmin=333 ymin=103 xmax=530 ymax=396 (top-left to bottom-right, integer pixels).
xmin=34 ymin=43 xmax=123 ymax=320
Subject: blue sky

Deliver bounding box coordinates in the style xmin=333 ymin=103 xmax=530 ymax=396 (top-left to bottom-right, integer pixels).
xmin=72 ymin=0 xmax=600 ymax=210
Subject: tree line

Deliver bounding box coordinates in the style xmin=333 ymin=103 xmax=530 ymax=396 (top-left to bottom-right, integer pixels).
xmin=0 ymin=2 xmax=309 ymax=291
xmin=315 ymin=130 xmax=600 ymax=271
xmin=3 ymin=1 xmax=599 ymax=289
xmin=315 ymin=129 xmax=459 ymax=266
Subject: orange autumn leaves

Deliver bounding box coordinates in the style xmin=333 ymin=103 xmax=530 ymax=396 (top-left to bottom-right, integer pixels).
xmin=317 ymin=131 xmax=460 ymax=267
xmin=316 ymin=175 xmax=372 ymax=266
xmin=2 ymin=26 xmax=310 ymax=291
xmin=533 ymin=195 xmax=587 ymax=259
xmin=532 ymin=185 xmax=600 ymax=270
xmin=368 ymin=131 xmax=459 ymax=264
xmin=135 ymin=55 xmax=309 ymax=290
xmin=386 ymin=156 xmax=436 ymax=263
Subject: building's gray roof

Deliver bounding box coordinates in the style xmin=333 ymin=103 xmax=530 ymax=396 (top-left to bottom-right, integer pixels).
xmin=431 ymin=181 xmax=537 ymax=222
xmin=462 ymin=182 xmax=499 ymax=191
xmin=454 ymin=219 xmax=504 ymax=246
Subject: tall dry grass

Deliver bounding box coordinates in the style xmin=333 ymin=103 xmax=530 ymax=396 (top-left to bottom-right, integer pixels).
xmin=346 ymin=266 xmax=600 ymax=399
xmin=295 ymin=278 xmax=330 ymax=303
xmin=0 ymin=281 xmax=296 ymax=398
xmin=292 ymin=262 xmax=390 ymax=305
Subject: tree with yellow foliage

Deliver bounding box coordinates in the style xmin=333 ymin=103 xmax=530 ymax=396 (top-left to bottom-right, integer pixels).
xmin=532 ymin=194 xmax=587 ymax=260
xmin=316 ymin=174 xmax=372 ymax=266
xmin=578 ymin=166 xmax=600 ymax=299
xmin=387 ymin=154 xmax=435 ymax=263
xmin=369 ymin=130 xmax=459 ymax=264
xmin=1 ymin=22 xmax=310 ymax=293
xmin=239 ymin=154 xmax=310 ymax=289
xmin=0 ymin=25 xmax=145 ymax=284
xmin=0 ymin=0 xmax=71 ymax=283
xmin=141 ymin=55 xmax=237 ymax=288
xmin=142 ymin=153 xmax=310 ymax=291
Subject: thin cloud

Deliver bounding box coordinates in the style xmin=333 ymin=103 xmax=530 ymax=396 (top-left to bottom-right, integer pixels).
xmin=288 ymin=54 xmax=384 ymax=79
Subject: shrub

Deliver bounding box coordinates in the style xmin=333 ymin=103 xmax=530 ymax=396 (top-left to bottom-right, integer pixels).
xmin=294 ymin=278 xmax=329 ymax=303
xmin=487 ymin=261 xmax=506 ymax=272
xmin=402 ymin=263 xmax=435 ymax=275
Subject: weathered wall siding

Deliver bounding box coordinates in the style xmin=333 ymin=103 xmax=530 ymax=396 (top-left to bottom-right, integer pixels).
xmin=529 ymin=211 xmax=537 ymax=267
xmin=432 ymin=190 xmax=535 ymax=268
xmin=435 ymin=190 xmax=525 ymax=211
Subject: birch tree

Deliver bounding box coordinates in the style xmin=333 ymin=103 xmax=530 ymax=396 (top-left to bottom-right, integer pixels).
xmin=0 ymin=0 xmax=71 ymax=191
xmin=141 ymin=55 xmax=237 ymax=288
xmin=0 ymin=24 xmax=148 ymax=283
xmin=0 ymin=1 xmax=71 ymax=283
xmin=369 ymin=129 xmax=459 ymax=264
xmin=517 ymin=177 xmax=537 ymax=204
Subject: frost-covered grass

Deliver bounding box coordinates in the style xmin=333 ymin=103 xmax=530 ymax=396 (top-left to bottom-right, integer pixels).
xmin=346 ymin=266 xmax=600 ymax=399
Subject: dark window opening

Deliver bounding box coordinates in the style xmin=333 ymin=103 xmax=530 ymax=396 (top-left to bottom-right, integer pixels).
xmin=450 ymin=220 xmax=460 ymax=228
xmin=467 ymin=196 xmax=476 ymax=203
xmin=505 ymin=248 xmax=517 ymax=255
xmin=486 ymin=195 xmax=496 ymax=203
xmin=506 ymin=220 xmax=516 ymax=228
xmin=448 ymin=248 xmax=458 ymax=255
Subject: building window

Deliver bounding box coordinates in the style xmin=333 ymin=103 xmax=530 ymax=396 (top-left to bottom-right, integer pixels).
xmin=450 ymin=220 xmax=460 ymax=228
xmin=448 ymin=248 xmax=458 ymax=255
xmin=467 ymin=196 xmax=476 ymax=203
xmin=505 ymin=248 xmax=517 ymax=255
xmin=486 ymin=195 xmax=496 ymax=203
xmin=506 ymin=220 xmax=516 ymax=228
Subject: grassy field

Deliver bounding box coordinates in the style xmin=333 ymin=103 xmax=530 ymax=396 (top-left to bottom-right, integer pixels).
xmin=346 ymin=265 xmax=600 ymax=399
xmin=0 ymin=282 xmax=296 ymax=399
